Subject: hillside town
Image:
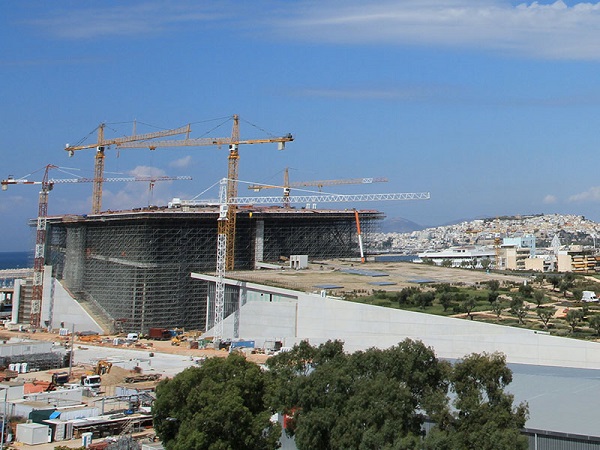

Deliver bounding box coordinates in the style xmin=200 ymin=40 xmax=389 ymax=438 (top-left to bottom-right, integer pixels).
xmin=372 ymin=213 xmax=599 ymax=254
xmin=369 ymin=214 xmax=600 ymax=273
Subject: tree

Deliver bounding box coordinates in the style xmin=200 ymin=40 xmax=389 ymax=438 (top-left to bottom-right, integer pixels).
xmin=441 ymin=259 xmax=453 ymax=268
xmin=439 ymin=292 xmax=454 ymax=312
xmin=434 ymin=283 xmax=455 ymax=294
xmin=267 ymin=339 xmax=448 ymax=450
xmin=532 ymin=290 xmax=546 ymax=308
xmin=510 ymin=298 xmax=529 ymax=325
xmin=414 ymin=291 xmax=435 ymax=309
xmin=536 ymin=307 xmax=555 ymax=330
xmin=548 ymin=276 xmax=561 ymax=291
xmin=589 ymin=314 xmax=600 ymax=336
xmin=491 ymin=300 xmax=504 ymax=319
xmin=461 ymin=296 xmax=477 ymax=320
xmin=566 ymin=309 xmax=584 ymax=333
xmin=153 ymin=354 xmax=280 ymax=450
xmin=397 ymin=287 xmax=421 ymax=307
xmin=481 ymin=257 xmax=492 ymax=271
xmin=487 ymin=280 xmax=500 ymax=292
xmin=558 ymin=274 xmax=575 ymax=298
xmin=534 ymin=274 xmax=545 ymax=285
xmin=581 ymin=303 xmax=590 ymax=319
xmin=518 ymin=283 xmax=533 ymax=299
xmin=487 ymin=290 xmax=499 ymax=305
xmin=559 ymin=280 xmax=572 ymax=298
xmin=426 ymin=352 xmax=529 ymax=450
xmin=268 ymin=341 xmax=528 ymax=450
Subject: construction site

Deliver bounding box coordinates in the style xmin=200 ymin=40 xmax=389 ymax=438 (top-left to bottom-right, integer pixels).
xmin=43 ymin=207 xmax=384 ymax=333
xmin=3 ymin=115 xmax=429 ymax=336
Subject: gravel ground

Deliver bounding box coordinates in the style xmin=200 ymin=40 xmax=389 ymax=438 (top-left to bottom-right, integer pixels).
xmin=228 ymin=260 xmax=529 ymax=296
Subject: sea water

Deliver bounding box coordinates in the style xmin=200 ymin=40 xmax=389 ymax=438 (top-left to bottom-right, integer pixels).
xmin=0 ymin=251 xmax=32 ymax=270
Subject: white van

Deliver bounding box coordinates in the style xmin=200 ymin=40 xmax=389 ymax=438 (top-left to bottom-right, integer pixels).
xmin=127 ymin=333 xmax=139 ymax=342
xmin=582 ymin=291 xmax=599 ymax=302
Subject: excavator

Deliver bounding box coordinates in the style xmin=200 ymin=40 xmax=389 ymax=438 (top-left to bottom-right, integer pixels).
xmin=94 ymin=360 xmax=112 ymax=375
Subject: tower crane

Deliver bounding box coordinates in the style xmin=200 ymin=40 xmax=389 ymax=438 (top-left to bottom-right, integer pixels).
xmin=1 ymin=165 xmax=191 ymax=328
xmin=248 ymin=167 xmax=388 ymax=207
xmin=209 ymin=178 xmax=430 ymax=342
xmin=65 ymin=122 xmax=191 ymax=214
xmin=117 ymin=115 xmax=294 ymax=270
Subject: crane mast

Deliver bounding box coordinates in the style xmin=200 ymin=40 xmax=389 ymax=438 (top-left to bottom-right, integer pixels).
xmin=32 ymin=165 xmax=55 ymax=328
xmin=223 ymin=116 xmax=240 ymax=271
xmin=117 ymin=114 xmax=294 ymax=270
xmin=210 ymin=181 xmax=430 ymax=342
xmin=1 ymin=167 xmax=191 ymax=328
xmin=65 ymin=123 xmax=191 ymax=214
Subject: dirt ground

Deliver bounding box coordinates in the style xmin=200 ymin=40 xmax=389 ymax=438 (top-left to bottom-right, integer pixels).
xmin=229 ymin=259 xmax=528 ymax=296
xmin=0 ymin=262 xmax=528 ymax=389
xmin=0 ymin=329 xmax=270 ymax=394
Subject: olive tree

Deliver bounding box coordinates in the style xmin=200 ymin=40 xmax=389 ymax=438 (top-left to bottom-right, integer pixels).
xmin=153 ymin=354 xmax=280 ymax=450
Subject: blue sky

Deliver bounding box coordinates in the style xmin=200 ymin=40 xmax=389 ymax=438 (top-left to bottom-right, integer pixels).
xmin=2 ymin=0 xmax=600 ymax=251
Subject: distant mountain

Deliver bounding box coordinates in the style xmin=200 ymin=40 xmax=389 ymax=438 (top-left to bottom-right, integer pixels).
xmin=379 ymin=217 xmax=424 ymax=233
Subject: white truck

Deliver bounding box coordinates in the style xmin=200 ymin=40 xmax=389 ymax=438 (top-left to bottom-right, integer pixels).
xmin=582 ymin=291 xmax=599 ymax=302
xmin=80 ymin=375 xmax=102 ymax=391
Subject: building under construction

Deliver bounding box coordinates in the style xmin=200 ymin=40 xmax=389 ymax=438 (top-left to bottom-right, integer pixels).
xmin=44 ymin=205 xmax=383 ymax=333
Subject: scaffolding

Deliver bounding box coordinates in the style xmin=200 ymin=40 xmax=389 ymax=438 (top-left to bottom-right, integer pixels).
xmin=45 ymin=207 xmax=382 ymax=333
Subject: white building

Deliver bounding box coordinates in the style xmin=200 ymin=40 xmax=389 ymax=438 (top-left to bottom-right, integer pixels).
xmin=417 ymin=246 xmax=495 ymax=268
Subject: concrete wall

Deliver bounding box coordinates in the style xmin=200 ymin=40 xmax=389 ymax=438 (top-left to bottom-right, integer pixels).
xmin=524 ymin=258 xmax=544 ymax=272
xmin=557 ymin=253 xmax=572 ymax=272
xmin=43 ymin=280 xmax=103 ymax=334
xmin=223 ymin=287 xmax=600 ymax=370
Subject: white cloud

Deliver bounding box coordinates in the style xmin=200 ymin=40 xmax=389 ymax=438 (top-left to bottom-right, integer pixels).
xmin=127 ymin=165 xmax=167 ymax=178
xmin=169 ymin=156 xmax=193 ymax=169
xmin=26 ymin=2 xmax=225 ymax=40
xmin=0 ymin=195 xmax=26 ymax=213
xmin=568 ymin=186 xmax=600 ymax=202
xmin=297 ymin=85 xmax=455 ymax=101
xmin=273 ymin=0 xmax=600 ymax=60
xmin=543 ymin=194 xmax=557 ymax=204
xmin=100 ymin=166 xmax=177 ymax=210
xmin=25 ymin=1 xmax=600 ymax=60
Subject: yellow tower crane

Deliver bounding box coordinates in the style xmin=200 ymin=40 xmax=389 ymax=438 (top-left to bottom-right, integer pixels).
xmin=116 ymin=115 xmax=293 ymax=270
xmin=208 ymin=183 xmax=430 ymax=342
xmin=1 ymin=165 xmax=191 ymax=328
xmin=65 ymin=122 xmax=191 ymax=214
xmin=248 ymin=167 xmax=388 ymax=208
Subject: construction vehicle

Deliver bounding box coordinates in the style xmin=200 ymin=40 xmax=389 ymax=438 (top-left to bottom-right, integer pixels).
xmin=0 ymin=368 xmax=19 ymax=382
xmin=124 ymin=373 xmax=161 ymax=383
xmin=80 ymin=374 xmax=102 ymax=391
xmin=171 ymin=335 xmax=184 ymax=346
xmin=51 ymin=372 xmax=70 ymax=386
xmin=77 ymin=334 xmax=103 ymax=343
xmin=94 ymin=360 xmax=112 ymax=375
xmin=148 ymin=328 xmax=171 ymax=340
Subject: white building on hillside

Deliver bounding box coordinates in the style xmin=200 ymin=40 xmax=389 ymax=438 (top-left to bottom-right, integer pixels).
xmin=417 ymin=246 xmax=495 ymax=268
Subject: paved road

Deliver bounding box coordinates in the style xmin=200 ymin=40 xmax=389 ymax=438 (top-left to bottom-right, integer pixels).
xmin=72 ymin=344 xmax=203 ymax=378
